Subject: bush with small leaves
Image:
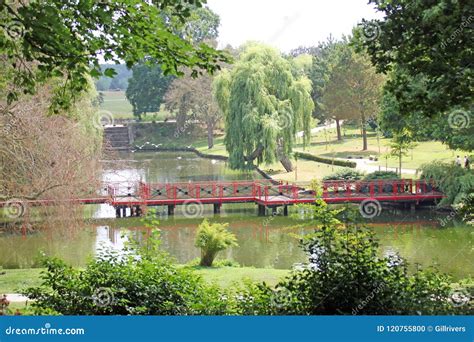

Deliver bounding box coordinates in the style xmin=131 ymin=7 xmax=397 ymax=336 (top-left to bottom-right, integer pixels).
xmin=363 ymin=171 xmax=400 ymax=180
xmin=270 ymin=224 xmax=472 ymax=315
xmin=323 ymin=168 xmax=364 ymax=181
xmin=23 ymin=231 xmax=229 ymax=315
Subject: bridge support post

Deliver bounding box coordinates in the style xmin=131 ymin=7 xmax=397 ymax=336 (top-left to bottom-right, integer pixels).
xmin=272 ymin=207 xmax=277 ymax=216
xmin=168 ymin=205 xmax=175 ymax=216
xmin=115 ymin=207 xmax=121 ymax=218
xmin=213 ymin=203 xmax=221 ymax=214
xmin=258 ymin=204 xmax=266 ymax=216
xmin=121 ymin=206 xmax=127 ymax=218
xmin=283 ymin=205 xmax=288 ymax=216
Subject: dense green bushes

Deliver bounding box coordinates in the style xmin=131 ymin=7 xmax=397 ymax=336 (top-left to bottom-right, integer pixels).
xmin=363 ymin=171 xmax=400 ymax=180
xmin=323 ymin=168 xmax=364 ymax=181
xmin=295 ymin=152 xmax=357 ymax=168
xmin=323 ymin=170 xmax=401 ymax=182
xmin=24 ymin=231 xmax=228 ymax=315
xmin=23 ymin=209 xmax=473 ymax=315
xmin=420 ymin=162 xmax=474 ymax=206
xmin=236 ymin=205 xmax=473 ymax=315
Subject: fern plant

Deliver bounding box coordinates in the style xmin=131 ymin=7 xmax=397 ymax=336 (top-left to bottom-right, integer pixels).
xmin=195 ymin=219 xmax=238 ymax=267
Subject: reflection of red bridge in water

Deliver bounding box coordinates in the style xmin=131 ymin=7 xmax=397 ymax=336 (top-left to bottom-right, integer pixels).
xmin=1 ymin=179 xmax=444 ymax=218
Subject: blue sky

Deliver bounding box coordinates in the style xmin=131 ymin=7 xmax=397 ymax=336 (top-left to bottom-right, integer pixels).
xmin=207 ymin=0 xmax=383 ymax=51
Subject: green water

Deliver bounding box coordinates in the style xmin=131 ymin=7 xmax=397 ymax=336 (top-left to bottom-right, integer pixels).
xmin=0 ymin=151 xmax=472 ymax=280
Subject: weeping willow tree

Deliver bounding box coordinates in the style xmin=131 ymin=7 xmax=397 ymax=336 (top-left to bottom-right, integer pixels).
xmin=213 ymin=44 xmax=314 ymax=171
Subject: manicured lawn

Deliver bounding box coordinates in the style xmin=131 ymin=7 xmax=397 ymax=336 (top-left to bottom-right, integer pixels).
xmin=0 ymin=267 xmax=289 ymax=294
xmin=99 ymin=91 xmax=134 ymax=118
xmin=192 ymin=266 xmax=289 ymax=288
xmin=0 ymin=268 xmax=43 ymax=293
xmin=99 ymin=91 xmax=171 ymax=121
xmin=295 ymin=126 xmax=466 ymax=170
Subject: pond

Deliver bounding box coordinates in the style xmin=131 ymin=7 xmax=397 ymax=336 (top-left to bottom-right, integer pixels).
xmin=0 ymin=151 xmax=472 ymax=280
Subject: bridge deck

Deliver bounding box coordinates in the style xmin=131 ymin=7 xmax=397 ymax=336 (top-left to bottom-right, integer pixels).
xmin=0 ymin=179 xmax=444 ymax=210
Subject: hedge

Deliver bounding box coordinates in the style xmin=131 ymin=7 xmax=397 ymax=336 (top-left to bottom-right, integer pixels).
xmin=295 ymin=151 xmax=357 ymax=168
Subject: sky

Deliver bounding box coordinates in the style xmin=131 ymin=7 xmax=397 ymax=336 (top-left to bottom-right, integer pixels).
xmin=207 ymin=0 xmax=383 ymax=52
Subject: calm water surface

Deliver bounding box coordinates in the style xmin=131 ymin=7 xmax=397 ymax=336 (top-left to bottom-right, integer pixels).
xmin=0 ymin=151 xmax=472 ymax=280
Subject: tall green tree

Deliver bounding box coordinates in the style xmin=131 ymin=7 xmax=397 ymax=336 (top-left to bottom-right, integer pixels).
xmin=354 ymin=0 xmax=473 ymax=150
xmin=320 ymin=41 xmax=358 ymax=140
xmin=124 ymin=6 xmax=221 ymax=121
xmin=290 ymin=38 xmax=338 ymax=124
xmin=165 ymin=67 xmax=222 ymax=148
xmin=388 ymin=129 xmax=417 ymax=176
xmin=213 ymin=43 xmax=314 ymax=171
xmin=0 ymin=0 xmax=229 ymax=113
xmin=321 ymin=43 xmax=384 ymax=150
xmin=126 ymin=63 xmax=173 ymax=120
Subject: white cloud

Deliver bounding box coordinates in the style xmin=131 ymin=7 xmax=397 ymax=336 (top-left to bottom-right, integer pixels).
xmin=207 ymin=0 xmax=383 ymax=51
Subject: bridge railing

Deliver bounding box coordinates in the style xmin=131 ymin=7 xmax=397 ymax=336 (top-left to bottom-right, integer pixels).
xmin=105 ymin=178 xmax=441 ymax=204
xmin=139 ymin=180 xmax=276 ymax=202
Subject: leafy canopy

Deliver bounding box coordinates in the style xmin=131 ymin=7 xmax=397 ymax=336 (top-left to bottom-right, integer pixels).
xmin=353 ymin=0 xmax=473 ymax=151
xmin=0 ymin=0 xmax=230 ymax=112
xmin=354 ymin=0 xmax=472 ymax=117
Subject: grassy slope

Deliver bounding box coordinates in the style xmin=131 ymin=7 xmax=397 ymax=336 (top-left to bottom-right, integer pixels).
xmin=0 ymin=267 xmax=289 ymax=294
xmin=99 ymin=91 xmax=133 ymax=119
xmin=295 ymin=126 xmax=467 ymax=170
xmin=99 ymin=91 xmax=171 ymax=121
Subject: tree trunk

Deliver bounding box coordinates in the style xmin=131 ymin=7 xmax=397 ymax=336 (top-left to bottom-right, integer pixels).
xmin=200 ymin=251 xmax=216 ymax=267
xmin=361 ymin=113 xmax=368 ymax=150
xmin=277 ymin=143 xmax=293 ymax=172
xmin=335 ymin=118 xmax=342 ymax=141
xmin=207 ymin=123 xmax=214 ymax=149
xmin=399 ymin=151 xmax=402 ymax=176
xmin=244 ymin=144 xmax=264 ymax=162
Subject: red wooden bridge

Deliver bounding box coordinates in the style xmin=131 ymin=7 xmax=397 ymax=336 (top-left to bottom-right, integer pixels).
xmin=1 ymin=179 xmax=444 ymax=218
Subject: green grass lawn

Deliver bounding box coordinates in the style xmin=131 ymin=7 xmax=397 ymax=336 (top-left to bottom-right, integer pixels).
xmin=0 ymin=266 xmax=289 ymax=294
xmin=295 ymin=126 xmax=467 ymax=170
xmin=99 ymin=91 xmax=171 ymax=121
xmin=99 ymin=90 xmax=134 ymax=119
xmin=0 ymin=268 xmax=43 ymax=293
xmin=191 ymin=266 xmax=289 ymax=288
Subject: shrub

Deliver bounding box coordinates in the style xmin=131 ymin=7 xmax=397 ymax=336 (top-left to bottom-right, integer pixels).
xmin=238 ymin=204 xmax=473 ymax=315
xmin=272 ymin=225 xmax=469 ymax=315
xmin=295 ymin=152 xmax=357 ymax=168
xmin=195 ymin=219 xmax=238 ymax=267
xmin=420 ymin=161 xmax=474 ymax=206
xmin=458 ymin=192 xmax=474 ymax=226
xmin=323 ymin=168 xmax=364 ymax=181
xmin=363 ymin=170 xmax=400 ymax=180
xmin=242 ymin=224 xmax=471 ymax=315
xmin=23 ymin=231 xmax=229 ymax=315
